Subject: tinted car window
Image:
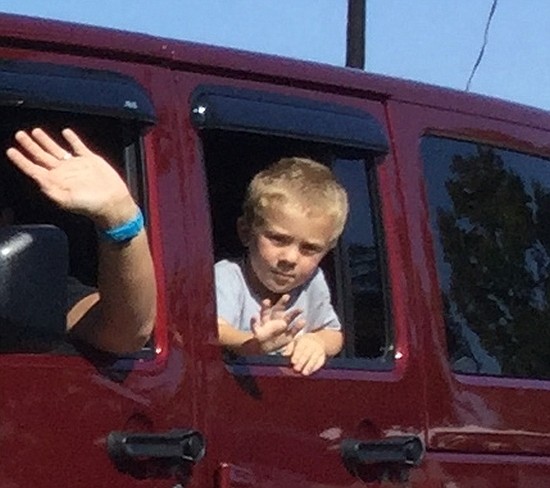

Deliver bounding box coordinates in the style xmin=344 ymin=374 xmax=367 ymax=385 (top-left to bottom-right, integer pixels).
xmin=332 ymin=159 xmax=391 ymax=361
xmin=422 ymin=136 xmax=550 ymax=379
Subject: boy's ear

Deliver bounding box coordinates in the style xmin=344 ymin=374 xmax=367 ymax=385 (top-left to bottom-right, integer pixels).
xmin=237 ymin=217 xmax=251 ymax=246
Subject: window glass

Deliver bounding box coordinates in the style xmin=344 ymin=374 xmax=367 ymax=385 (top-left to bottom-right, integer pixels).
xmin=332 ymin=160 xmax=391 ymax=360
xmin=422 ymin=136 xmax=550 ymax=379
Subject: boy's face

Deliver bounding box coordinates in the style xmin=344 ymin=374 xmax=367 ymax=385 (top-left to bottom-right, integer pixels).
xmin=242 ymin=203 xmax=336 ymax=296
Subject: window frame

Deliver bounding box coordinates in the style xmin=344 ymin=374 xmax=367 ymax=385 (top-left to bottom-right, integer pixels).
xmin=0 ymin=61 xmax=156 ymax=361
xmin=197 ymin=87 xmax=393 ymax=371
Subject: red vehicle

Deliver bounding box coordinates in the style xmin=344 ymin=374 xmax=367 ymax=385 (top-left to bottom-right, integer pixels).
xmin=1 ymin=13 xmax=550 ymax=487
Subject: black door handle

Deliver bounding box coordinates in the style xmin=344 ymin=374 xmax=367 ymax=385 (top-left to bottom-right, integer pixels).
xmin=108 ymin=429 xmax=206 ymax=464
xmin=341 ymin=435 xmax=423 ymax=467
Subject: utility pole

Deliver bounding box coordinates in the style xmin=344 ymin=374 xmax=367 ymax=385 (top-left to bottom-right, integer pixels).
xmin=346 ymin=0 xmax=366 ymax=69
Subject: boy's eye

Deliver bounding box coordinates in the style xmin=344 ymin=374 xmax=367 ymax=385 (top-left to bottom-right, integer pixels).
xmin=266 ymin=233 xmax=290 ymax=245
xmin=300 ymin=244 xmax=323 ymax=256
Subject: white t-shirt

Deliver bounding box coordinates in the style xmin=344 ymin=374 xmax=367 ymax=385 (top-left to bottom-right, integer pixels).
xmin=215 ymin=259 xmax=341 ymax=333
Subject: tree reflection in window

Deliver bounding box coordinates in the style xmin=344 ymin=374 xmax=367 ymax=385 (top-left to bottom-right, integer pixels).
xmin=422 ymin=136 xmax=550 ymax=379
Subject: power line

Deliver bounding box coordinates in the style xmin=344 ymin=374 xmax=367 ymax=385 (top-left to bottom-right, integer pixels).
xmin=466 ymin=0 xmax=499 ymax=91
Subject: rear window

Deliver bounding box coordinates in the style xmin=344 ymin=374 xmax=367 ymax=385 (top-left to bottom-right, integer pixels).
xmin=422 ymin=135 xmax=550 ymax=380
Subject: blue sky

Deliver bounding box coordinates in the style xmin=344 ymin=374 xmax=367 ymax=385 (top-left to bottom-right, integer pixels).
xmin=0 ymin=1 xmax=548 ymax=110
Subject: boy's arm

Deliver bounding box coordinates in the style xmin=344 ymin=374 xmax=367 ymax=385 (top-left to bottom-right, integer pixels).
xmin=307 ymin=328 xmax=344 ymax=356
xmin=218 ymin=317 xmax=260 ymax=355
xmin=286 ymin=269 xmax=344 ymax=375
xmin=288 ymin=328 xmax=343 ymax=376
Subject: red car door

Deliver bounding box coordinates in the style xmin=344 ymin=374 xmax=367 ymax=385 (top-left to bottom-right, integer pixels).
xmin=390 ymin=97 xmax=550 ymax=485
xmin=0 ymin=59 xmax=208 ymax=487
xmin=189 ymin=79 xmax=430 ymax=487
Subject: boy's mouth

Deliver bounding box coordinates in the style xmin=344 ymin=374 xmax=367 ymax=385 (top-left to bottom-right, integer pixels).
xmin=271 ymin=269 xmax=295 ymax=282
xmin=271 ymin=269 xmax=294 ymax=278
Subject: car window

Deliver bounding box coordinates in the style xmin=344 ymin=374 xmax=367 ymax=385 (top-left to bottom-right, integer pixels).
xmin=422 ymin=135 xmax=550 ymax=379
xmin=0 ymin=107 xmax=150 ymax=356
xmin=203 ymin=130 xmax=392 ymax=368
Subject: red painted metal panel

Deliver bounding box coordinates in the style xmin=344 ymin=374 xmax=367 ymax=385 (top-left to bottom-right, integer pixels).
xmin=0 ymin=48 xmax=207 ymax=486
xmin=386 ymin=98 xmax=550 ymax=484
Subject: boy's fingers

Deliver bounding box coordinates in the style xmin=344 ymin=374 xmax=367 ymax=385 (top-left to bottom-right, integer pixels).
xmin=250 ymin=316 xmax=260 ymax=334
xmin=62 ymin=128 xmax=93 ymax=156
xmin=292 ymin=352 xmax=309 ymax=373
xmin=272 ymin=294 xmax=290 ymax=311
xmin=290 ymin=318 xmax=306 ymax=336
xmin=285 ymin=309 xmax=303 ymax=326
xmin=271 ymin=319 xmax=290 ymax=335
xmin=301 ymin=354 xmax=325 ymax=376
xmin=290 ymin=341 xmax=308 ymax=368
xmin=260 ymin=299 xmax=272 ymax=322
xmin=270 ymin=295 xmax=293 ymax=322
xmin=280 ymin=341 xmax=295 ymax=357
xmin=291 ymin=345 xmax=325 ymax=375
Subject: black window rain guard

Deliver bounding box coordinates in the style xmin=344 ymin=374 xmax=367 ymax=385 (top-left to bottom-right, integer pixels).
xmin=0 ymin=60 xmax=156 ymax=125
xmin=191 ymin=85 xmax=388 ymax=156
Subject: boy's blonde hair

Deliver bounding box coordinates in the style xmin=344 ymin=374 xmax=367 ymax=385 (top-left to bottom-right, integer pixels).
xmin=242 ymin=157 xmax=348 ymax=245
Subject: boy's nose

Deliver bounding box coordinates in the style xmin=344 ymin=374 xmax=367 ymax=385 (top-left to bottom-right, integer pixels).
xmin=278 ymin=246 xmax=299 ymax=269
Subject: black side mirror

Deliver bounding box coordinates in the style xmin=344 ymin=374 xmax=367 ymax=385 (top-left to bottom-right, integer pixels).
xmin=0 ymin=225 xmax=68 ymax=352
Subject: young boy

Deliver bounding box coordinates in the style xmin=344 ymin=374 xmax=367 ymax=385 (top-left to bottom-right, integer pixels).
xmin=215 ymin=157 xmax=348 ymax=376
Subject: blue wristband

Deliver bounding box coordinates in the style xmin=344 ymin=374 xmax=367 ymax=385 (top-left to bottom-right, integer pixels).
xmin=99 ymin=208 xmax=144 ymax=243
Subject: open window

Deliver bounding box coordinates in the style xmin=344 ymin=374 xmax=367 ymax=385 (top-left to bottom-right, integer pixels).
xmin=194 ymin=85 xmax=392 ymax=369
xmin=0 ymin=60 xmax=155 ymax=356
